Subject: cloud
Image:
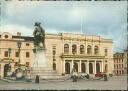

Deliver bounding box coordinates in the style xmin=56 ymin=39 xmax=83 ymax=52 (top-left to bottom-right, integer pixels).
xmin=1 ymin=1 xmax=127 ymax=53
xmin=0 ymin=24 xmax=33 ymax=36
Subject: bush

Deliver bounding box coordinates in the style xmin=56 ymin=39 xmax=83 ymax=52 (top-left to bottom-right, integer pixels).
xmin=109 ymin=74 xmax=113 ymax=77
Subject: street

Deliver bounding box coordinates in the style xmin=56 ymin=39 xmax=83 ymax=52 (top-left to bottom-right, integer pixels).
xmin=0 ymin=76 xmax=127 ymax=90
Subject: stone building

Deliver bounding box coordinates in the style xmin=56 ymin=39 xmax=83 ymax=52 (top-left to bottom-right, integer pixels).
xmin=0 ymin=32 xmax=113 ymax=78
xmin=123 ymin=50 xmax=128 ymax=75
xmin=113 ymin=50 xmax=127 ymax=76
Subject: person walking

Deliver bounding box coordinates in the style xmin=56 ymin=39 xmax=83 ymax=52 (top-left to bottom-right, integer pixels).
xmin=35 ymin=75 xmax=40 ymax=83
xmin=71 ymin=65 xmax=78 ymax=82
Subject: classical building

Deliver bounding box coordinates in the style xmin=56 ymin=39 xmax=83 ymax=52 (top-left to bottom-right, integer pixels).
xmin=113 ymin=50 xmax=127 ymax=76
xmin=0 ymin=32 xmax=113 ymax=78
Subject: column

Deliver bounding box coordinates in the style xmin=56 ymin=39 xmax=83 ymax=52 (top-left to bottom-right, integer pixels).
xmin=71 ymin=60 xmax=73 ymax=73
xmin=71 ymin=60 xmax=73 ymax=70
xmin=86 ymin=61 xmax=89 ymax=74
xmin=101 ymin=61 xmax=104 ymax=72
xmin=79 ymin=60 xmax=81 ymax=73
xmin=100 ymin=62 xmax=102 ymax=72
xmin=63 ymin=60 xmax=65 ymax=73
xmin=70 ymin=62 xmax=72 ymax=73
xmin=94 ymin=61 xmax=96 ymax=74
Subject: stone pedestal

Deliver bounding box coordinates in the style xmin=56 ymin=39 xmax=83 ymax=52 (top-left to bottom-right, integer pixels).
xmin=31 ymin=48 xmax=61 ymax=79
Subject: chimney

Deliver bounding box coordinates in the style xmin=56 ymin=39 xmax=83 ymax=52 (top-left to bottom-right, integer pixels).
xmin=17 ymin=32 xmax=21 ymax=36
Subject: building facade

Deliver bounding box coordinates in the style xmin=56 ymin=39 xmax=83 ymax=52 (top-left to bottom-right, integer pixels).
xmin=0 ymin=32 xmax=113 ymax=78
xmin=113 ymin=53 xmax=124 ymax=76
xmin=113 ymin=50 xmax=127 ymax=76
xmin=124 ymin=50 xmax=128 ymax=75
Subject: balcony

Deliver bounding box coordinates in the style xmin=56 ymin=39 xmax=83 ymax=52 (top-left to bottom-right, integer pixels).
xmin=61 ymin=53 xmax=105 ymax=59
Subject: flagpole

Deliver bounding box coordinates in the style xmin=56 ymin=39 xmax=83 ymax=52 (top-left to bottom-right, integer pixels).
xmin=81 ymin=15 xmax=83 ymax=34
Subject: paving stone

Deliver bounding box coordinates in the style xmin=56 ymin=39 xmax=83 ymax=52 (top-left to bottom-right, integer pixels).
xmin=0 ymin=76 xmax=127 ymax=90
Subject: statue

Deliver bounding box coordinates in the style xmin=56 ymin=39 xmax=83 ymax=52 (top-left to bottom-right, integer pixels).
xmin=33 ymin=22 xmax=45 ymax=48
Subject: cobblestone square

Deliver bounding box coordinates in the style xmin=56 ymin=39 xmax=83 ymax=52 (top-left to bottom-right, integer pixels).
xmin=0 ymin=76 xmax=127 ymax=90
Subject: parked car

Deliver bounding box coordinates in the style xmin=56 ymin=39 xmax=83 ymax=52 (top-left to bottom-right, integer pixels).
xmin=95 ymin=72 xmax=105 ymax=77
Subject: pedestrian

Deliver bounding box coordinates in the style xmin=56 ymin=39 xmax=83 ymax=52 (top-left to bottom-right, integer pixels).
xmin=35 ymin=75 xmax=40 ymax=83
xmin=71 ymin=65 xmax=78 ymax=82
xmin=104 ymin=74 xmax=108 ymax=81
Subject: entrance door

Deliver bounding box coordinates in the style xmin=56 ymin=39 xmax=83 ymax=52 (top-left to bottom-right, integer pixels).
xmin=65 ymin=62 xmax=70 ymax=74
xmin=81 ymin=63 xmax=86 ymax=73
xmin=74 ymin=62 xmax=78 ymax=72
xmin=89 ymin=63 xmax=93 ymax=74
xmin=4 ymin=64 xmax=11 ymax=77
xmin=96 ymin=63 xmax=100 ymax=73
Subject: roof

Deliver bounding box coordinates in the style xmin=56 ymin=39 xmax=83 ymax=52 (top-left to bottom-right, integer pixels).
xmin=12 ymin=36 xmax=34 ymax=41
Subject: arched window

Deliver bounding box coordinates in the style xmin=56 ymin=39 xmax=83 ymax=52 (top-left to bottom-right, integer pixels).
xmin=72 ymin=44 xmax=77 ymax=54
xmin=96 ymin=63 xmax=100 ymax=73
xmin=74 ymin=62 xmax=78 ymax=72
xmin=81 ymin=63 xmax=86 ymax=73
xmin=94 ymin=46 xmax=99 ymax=55
xmin=80 ymin=45 xmax=84 ymax=54
xmin=64 ymin=44 xmax=69 ymax=54
xmin=89 ymin=63 xmax=93 ymax=74
xmin=87 ymin=45 xmax=91 ymax=55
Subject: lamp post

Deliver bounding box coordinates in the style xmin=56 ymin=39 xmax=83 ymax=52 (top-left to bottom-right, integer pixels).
xmin=17 ymin=41 xmax=22 ymax=65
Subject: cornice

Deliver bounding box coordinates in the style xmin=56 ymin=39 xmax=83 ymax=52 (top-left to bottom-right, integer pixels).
xmin=61 ymin=54 xmax=105 ymax=59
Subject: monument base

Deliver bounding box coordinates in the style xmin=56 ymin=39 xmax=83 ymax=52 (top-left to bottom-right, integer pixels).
xmin=30 ymin=67 xmax=62 ymax=79
xmin=30 ymin=47 xmax=63 ymax=79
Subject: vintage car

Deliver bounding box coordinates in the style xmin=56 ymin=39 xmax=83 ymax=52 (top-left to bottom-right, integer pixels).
xmin=95 ymin=72 xmax=105 ymax=77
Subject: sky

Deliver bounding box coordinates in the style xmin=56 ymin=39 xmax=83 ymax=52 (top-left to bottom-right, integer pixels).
xmin=0 ymin=1 xmax=127 ymax=53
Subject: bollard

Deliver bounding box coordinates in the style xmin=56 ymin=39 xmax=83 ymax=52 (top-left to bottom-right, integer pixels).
xmin=104 ymin=74 xmax=108 ymax=81
xmin=35 ymin=75 xmax=40 ymax=83
xmin=72 ymin=75 xmax=77 ymax=82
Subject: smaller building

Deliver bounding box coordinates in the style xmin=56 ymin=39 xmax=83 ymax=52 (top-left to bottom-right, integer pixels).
xmin=124 ymin=50 xmax=128 ymax=75
xmin=113 ymin=51 xmax=127 ymax=76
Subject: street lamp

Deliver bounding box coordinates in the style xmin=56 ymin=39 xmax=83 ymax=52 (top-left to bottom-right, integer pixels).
xmin=17 ymin=41 xmax=22 ymax=65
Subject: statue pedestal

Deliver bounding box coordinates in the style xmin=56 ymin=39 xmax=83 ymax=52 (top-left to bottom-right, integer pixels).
xmin=31 ymin=48 xmax=61 ymax=79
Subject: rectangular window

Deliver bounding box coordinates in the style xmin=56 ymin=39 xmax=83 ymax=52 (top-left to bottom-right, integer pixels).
xmin=4 ymin=51 xmax=8 ymax=57
xmin=26 ymin=62 xmax=29 ymax=67
xmin=122 ymin=64 xmax=123 ymax=68
xmin=26 ymin=52 xmax=30 ymax=58
xmin=53 ymin=59 xmax=56 ymax=61
xmin=53 ymin=50 xmax=56 ymax=55
xmin=105 ymin=49 xmax=108 ymax=56
xmin=26 ymin=43 xmax=30 ymax=46
xmin=114 ymin=65 xmax=116 ymax=69
xmin=15 ymin=52 xmax=19 ymax=57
